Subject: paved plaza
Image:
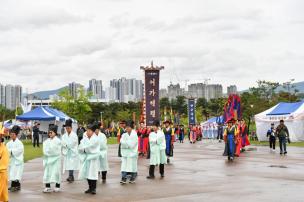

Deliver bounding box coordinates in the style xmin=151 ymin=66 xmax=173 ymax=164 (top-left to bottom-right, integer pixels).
xmin=10 ymin=141 xmax=304 ymax=202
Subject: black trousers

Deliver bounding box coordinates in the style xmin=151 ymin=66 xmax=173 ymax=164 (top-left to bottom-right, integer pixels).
xmin=33 ymin=135 xmax=39 ymax=147
xmin=101 ymin=171 xmax=107 ymax=180
xmin=149 ymin=164 xmax=164 ymax=176
xmin=269 ymin=136 xmax=276 ymax=149
xmin=87 ymin=179 xmax=97 ymax=191
xmin=78 ymin=137 xmax=82 ymax=144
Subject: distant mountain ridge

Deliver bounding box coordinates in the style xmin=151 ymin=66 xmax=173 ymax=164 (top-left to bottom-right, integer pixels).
xmin=30 ymin=86 xmax=67 ymax=100
xmin=239 ymin=81 xmax=304 ymax=94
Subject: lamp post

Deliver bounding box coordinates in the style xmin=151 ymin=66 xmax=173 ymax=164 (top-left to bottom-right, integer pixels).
xmin=100 ymin=112 xmax=103 ymax=123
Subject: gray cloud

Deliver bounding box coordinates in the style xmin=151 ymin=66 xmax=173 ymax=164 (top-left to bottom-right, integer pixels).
xmin=0 ymin=0 xmax=302 ymax=92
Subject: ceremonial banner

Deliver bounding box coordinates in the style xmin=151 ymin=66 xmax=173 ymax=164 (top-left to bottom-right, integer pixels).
xmin=188 ymin=99 xmax=196 ymax=125
xmin=145 ymin=70 xmax=160 ymax=126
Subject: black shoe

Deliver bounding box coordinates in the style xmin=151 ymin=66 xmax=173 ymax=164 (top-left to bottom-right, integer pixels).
xmin=91 ymin=189 xmax=96 ymax=195
xmin=160 ymin=174 xmax=165 ymax=178
xmin=284 ymin=151 xmax=287 ymax=155
xmin=70 ymin=176 xmax=75 ymax=182
xmin=102 ymin=178 xmax=106 ymax=183
xmin=85 ymin=189 xmax=91 ymax=194
xmin=129 ymin=178 xmax=136 ymax=184
xmin=120 ymin=178 xmax=127 ymax=184
xmin=167 ymin=159 xmax=170 ymax=164
xmin=146 ymin=175 xmax=155 ymax=179
xmin=280 ymin=152 xmax=283 ymax=155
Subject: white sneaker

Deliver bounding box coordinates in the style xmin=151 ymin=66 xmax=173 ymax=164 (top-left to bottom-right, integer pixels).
xmin=54 ymin=188 xmax=60 ymax=192
xmin=43 ymin=188 xmax=53 ymax=193
xmin=273 ymin=149 xmax=276 ymax=152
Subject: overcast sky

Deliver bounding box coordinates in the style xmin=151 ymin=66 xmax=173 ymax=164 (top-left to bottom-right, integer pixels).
xmin=0 ymin=0 xmax=303 ymax=93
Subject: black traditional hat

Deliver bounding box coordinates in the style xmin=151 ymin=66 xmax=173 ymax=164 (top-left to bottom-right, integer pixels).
xmin=10 ymin=125 xmax=21 ymax=135
xmin=152 ymin=120 xmax=160 ymax=127
xmin=125 ymin=120 xmax=134 ymax=129
xmin=87 ymin=123 xmax=97 ymax=131
xmin=63 ymin=119 xmax=73 ymax=127
xmin=48 ymin=124 xmax=58 ymax=135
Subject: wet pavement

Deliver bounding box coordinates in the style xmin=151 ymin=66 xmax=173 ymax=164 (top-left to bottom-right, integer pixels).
xmin=9 ymin=140 xmax=304 ymax=202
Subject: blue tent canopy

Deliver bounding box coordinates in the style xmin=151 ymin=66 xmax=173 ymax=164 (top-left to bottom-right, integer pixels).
xmin=16 ymin=107 xmax=57 ymax=121
xmin=16 ymin=106 xmax=73 ymax=122
xmin=266 ymin=101 xmax=304 ymax=116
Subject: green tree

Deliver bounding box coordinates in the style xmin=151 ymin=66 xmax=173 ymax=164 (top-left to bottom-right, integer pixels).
xmin=52 ymin=88 xmax=92 ymax=124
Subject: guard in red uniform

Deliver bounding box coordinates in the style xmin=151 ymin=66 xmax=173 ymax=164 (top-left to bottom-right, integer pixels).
xmin=138 ymin=122 xmax=149 ymax=157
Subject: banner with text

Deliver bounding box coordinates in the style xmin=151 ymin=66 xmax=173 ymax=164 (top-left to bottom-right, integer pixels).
xmin=188 ymin=99 xmax=196 ymax=125
xmin=145 ymin=70 xmax=160 ymax=126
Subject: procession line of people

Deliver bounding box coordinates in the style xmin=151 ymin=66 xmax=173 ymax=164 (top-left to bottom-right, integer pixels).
xmin=0 ymin=118 xmax=176 ymax=201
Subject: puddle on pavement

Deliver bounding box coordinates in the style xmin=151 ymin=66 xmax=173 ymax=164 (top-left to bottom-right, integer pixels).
xmin=269 ymin=165 xmax=288 ymax=168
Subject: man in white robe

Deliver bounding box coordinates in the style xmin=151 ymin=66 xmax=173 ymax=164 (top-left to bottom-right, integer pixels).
xmin=62 ymin=119 xmax=79 ymax=183
xmin=6 ymin=125 xmax=24 ymax=192
xmin=78 ymin=124 xmax=100 ymax=195
xmin=120 ymin=120 xmax=138 ymax=184
xmin=95 ymin=122 xmax=109 ymax=183
xmin=147 ymin=120 xmax=167 ymax=179
xmin=43 ymin=125 xmax=62 ymax=193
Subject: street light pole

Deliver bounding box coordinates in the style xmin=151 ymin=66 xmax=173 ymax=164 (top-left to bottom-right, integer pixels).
xmin=100 ymin=112 xmax=103 ymax=123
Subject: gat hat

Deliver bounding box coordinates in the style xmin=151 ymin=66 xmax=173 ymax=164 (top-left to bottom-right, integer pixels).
xmin=64 ymin=119 xmax=73 ymax=127
xmin=10 ymin=125 xmax=21 ymax=135
xmin=48 ymin=124 xmax=58 ymax=135
xmin=125 ymin=120 xmax=134 ymax=128
xmin=87 ymin=123 xmax=96 ymax=131
xmin=152 ymin=120 xmax=160 ymax=127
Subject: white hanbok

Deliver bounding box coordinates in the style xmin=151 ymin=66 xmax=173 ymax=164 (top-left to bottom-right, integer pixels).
xmin=6 ymin=138 xmax=24 ymax=181
xmin=120 ymin=130 xmax=138 ymax=173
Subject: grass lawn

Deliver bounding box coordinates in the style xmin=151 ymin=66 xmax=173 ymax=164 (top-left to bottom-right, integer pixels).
xmin=22 ymin=137 xmax=118 ymax=162
xmin=23 ymin=140 xmax=43 ymax=162
xmin=250 ymin=140 xmax=304 ymax=147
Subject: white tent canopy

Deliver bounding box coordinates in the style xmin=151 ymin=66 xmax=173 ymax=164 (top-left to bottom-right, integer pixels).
xmin=255 ymin=101 xmax=304 ymax=142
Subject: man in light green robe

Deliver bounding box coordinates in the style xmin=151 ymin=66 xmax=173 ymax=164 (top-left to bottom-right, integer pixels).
xmin=6 ymin=125 xmax=24 ymax=192
xmin=62 ymin=119 xmax=79 ymax=183
xmin=43 ymin=125 xmax=62 ymax=193
xmin=120 ymin=120 xmax=138 ymax=184
xmin=147 ymin=120 xmax=167 ymax=179
xmin=78 ymin=124 xmax=100 ymax=195
xmin=95 ymin=122 xmax=109 ymax=183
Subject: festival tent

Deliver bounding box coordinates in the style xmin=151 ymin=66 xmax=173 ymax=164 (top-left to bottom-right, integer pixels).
xmin=254 ymin=101 xmax=304 ymax=142
xmin=16 ymin=106 xmax=78 ymax=141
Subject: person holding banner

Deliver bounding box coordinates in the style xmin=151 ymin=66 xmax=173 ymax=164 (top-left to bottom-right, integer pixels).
xmin=6 ymin=126 xmax=24 ymax=192
xmin=163 ymin=120 xmax=174 ymax=163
